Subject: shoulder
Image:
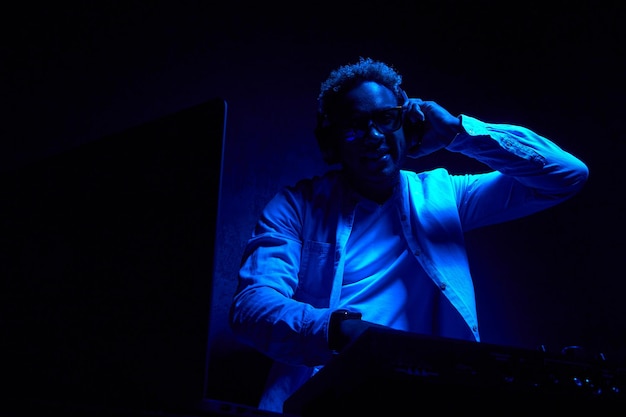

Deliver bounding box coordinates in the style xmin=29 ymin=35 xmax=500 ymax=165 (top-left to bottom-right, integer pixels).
xmin=284 ymin=169 xmax=343 ymax=195
xmin=267 ymin=170 xmax=343 ymax=206
xmin=401 ymin=168 xmax=453 ymax=183
xmin=400 ymin=168 xmax=465 ymax=196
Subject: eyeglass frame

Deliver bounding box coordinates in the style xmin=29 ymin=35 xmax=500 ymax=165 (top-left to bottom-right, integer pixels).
xmin=329 ymin=104 xmax=408 ymax=143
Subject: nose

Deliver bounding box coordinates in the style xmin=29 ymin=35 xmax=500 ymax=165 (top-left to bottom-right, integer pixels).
xmin=362 ymin=121 xmax=385 ymax=145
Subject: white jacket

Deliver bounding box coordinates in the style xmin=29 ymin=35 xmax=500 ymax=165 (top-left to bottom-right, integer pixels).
xmin=230 ymin=115 xmax=589 ymax=412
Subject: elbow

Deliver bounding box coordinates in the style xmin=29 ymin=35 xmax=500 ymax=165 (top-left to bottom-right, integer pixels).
xmin=228 ymin=295 xmax=248 ymax=337
xmin=536 ymin=159 xmax=590 ymax=203
xmin=548 ymin=155 xmax=589 ymax=197
xmin=228 ymin=293 xmax=248 ymax=339
xmin=567 ymin=159 xmax=590 ymax=194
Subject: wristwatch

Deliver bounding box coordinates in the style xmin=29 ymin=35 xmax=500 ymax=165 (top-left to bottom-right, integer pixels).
xmin=329 ymin=309 xmax=362 ymax=352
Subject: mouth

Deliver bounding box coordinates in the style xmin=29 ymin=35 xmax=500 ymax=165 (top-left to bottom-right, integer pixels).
xmin=365 ymin=154 xmax=390 ymax=163
xmin=363 ymin=149 xmax=391 ymax=162
xmin=360 ymin=151 xmax=393 ymax=170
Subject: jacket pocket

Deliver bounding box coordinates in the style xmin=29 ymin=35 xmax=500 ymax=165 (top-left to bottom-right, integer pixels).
xmin=296 ymin=240 xmax=335 ymax=307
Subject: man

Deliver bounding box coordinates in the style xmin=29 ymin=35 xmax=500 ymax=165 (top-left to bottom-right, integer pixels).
xmin=229 ymin=57 xmax=589 ymax=413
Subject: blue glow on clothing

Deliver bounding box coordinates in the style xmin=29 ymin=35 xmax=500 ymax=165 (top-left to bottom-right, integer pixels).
xmin=230 ymin=115 xmax=589 ymax=413
xmin=340 ymin=190 xmax=473 ymax=340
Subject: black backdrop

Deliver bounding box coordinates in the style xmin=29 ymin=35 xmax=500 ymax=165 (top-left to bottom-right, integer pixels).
xmin=1 ymin=0 xmax=625 ymax=412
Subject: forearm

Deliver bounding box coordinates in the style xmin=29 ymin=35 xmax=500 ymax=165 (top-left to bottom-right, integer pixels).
xmin=447 ymin=115 xmax=589 ymax=197
xmin=230 ymin=283 xmax=333 ymax=367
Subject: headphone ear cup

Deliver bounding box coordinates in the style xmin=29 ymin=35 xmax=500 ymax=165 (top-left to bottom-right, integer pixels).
xmin=403 ymin=117 xmax=425 ymax=150
xmin=315 ymin=115 xmax=340 ymax=165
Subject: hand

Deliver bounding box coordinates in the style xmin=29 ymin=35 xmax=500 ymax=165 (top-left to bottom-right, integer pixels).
xmin=403 ymin=97 xmax=464 ymax=159
xmin=336 ymin=318 xmax=388 ymax=352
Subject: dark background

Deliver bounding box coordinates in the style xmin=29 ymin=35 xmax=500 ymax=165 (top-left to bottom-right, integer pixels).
xmin=1 ymin=0 xmax=625 ymax=413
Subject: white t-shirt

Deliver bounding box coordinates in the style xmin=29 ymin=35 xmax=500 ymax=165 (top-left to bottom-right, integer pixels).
xmin=339 ymin=196 xmax=473 ymax=340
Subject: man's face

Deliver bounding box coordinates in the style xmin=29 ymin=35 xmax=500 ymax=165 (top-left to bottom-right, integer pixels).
xmin=330 ymin=81 xmax=407 ymax=192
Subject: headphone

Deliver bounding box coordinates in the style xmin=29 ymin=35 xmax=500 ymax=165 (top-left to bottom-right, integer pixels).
xmin=314 ymin=111 xmax=340 ymax=165
xmin=314 ymin=89 xmax=423 ymax=165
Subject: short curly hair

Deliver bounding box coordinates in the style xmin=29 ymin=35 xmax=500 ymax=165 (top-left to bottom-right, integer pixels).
xmin=317 ymin=57 xmax=404 ymax=116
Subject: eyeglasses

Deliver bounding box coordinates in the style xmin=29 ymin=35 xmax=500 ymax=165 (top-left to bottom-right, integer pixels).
xmin=333 ymin=105 xmax=406 ymax=143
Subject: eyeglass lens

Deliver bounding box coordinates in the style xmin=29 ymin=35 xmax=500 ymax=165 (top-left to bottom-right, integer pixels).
xmin=339 ymin=107 xmax=404 ymax=141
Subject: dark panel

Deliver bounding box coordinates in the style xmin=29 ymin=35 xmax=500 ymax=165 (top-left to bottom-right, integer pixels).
xmin=285 ymin=327 xmax=626 ymax=415
xmin=0 ymin=98 xmax=226 ymax=412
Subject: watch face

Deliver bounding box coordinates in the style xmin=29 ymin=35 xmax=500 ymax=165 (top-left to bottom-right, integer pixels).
xmin=329 ymin=310 xmax=363 ymax=352
xmin=333 ymin=309 xmax=361 ymax=321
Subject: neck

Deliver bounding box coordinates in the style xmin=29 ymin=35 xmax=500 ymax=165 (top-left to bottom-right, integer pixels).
xmin=346 ymin=175 xmax=398 ymax=205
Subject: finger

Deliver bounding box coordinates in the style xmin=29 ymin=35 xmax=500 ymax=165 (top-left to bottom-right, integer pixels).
xmin=408 ymin=99 xmax=425 ymax=123
xmin=401 ymin=89 xmax=409 ymax=105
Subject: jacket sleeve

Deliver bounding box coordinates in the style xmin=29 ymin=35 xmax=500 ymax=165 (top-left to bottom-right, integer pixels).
xmin=445 ymin=115 xmax=589 ymax=231
xmin=229 ymin=185 xmax=334 ymax=367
